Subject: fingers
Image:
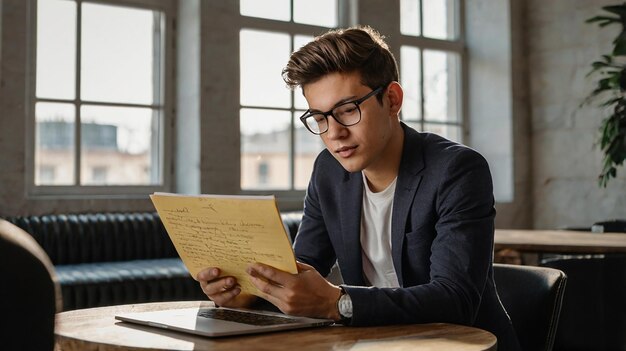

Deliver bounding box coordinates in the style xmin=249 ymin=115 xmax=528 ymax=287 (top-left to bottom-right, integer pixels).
xmin=197 ymin=267 xmax=220 ymax=282
xmin=247 ymin=262 xmax=338 ymax=318
xmin=197 ymin=267 xmax=241 ymax=306
xmin=247 ymin=263 xmax=291 ymax=287
xmin=248 ymin=274 xmax=280 ymax=303
xmin=247 ymin=263 xmax=300 ymax=314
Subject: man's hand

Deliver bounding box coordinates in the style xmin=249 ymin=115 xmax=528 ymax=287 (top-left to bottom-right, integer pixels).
xmin=197 ymin=267 xmax=257 ymax=308
xmin=247 ymin=262 xmax=342 ymax=320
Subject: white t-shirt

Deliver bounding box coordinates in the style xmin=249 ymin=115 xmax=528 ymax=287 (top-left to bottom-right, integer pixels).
xmin=360 ymin=172 xmax=400 ymax=288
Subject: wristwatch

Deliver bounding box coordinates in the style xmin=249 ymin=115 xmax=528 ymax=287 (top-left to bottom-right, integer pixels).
xmin=337 ymin=286 xmax=353 ymax=322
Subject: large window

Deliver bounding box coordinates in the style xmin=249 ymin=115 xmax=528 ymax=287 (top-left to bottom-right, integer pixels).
xmin=239 ymin=0 xmax=338 ymax=191
xmin=29 ymin=0 xmax=173 ymax=195
xmin=399 ymin=0 xmax=464 ymax=143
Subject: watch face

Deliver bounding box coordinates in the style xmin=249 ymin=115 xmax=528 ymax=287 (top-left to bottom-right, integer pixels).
xmin=338 ymin=293 xmax=353 ymax=318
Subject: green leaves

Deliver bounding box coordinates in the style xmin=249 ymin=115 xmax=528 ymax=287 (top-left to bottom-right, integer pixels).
xmin=585 ymin=3 xmax=626 ymax=187
xmin=614 ymin=30 xmax=626 ymax=55
xmin=590 ymin=55 xmax=613 ymax=71
xmin=603 ymin=4 xmax=626 ymax=18
xmin=587 ymin=15 xmax=621 ymax=27
xmin=598 ymin=100 xmax=626 ymax=187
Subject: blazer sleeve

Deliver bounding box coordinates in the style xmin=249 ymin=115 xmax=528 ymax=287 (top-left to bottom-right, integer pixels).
xmin=343 ymin=148 xmax=495 ymax=326
xmin=293 ymin=155 xmax=338 ymax=278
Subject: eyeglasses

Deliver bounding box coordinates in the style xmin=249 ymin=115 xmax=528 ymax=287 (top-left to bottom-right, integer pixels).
xmin=299 ymin=86 xmax=385 ymax=135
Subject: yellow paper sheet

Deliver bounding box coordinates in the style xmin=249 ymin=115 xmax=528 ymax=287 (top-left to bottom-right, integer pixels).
xmin=150 ymin=192 xmax=297 ymax=296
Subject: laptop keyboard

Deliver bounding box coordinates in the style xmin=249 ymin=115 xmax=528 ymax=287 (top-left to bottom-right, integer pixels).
xmin=198 ymin=309 xmax=299 ymax=326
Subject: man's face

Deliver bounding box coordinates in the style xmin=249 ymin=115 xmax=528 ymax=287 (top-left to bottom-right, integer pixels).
xmin=303 ymin=72 xmax=397 ymax=174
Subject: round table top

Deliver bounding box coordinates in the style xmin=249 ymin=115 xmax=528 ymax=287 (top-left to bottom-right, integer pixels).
xmin=54 ymin=301 xmax=497 ymax=351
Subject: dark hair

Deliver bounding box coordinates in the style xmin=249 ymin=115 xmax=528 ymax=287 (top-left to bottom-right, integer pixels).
xmin=282 ymin=25 xmax=398 ymax=102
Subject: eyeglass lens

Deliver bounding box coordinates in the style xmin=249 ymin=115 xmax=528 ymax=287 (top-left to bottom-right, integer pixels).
xmin=304 ymin=102 xmax=360 ymax=134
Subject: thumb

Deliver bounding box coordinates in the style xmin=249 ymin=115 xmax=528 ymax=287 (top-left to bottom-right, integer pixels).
xmin=296 ymin=261 xmax=315 ymax=272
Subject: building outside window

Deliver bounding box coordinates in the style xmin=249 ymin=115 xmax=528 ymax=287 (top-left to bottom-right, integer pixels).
xmin=257 ymin=162 xmax=270 ymax=186
xmin=91 ymin=166 xmax=108 ymax=184
xmin=29 ymin=0 xmax=174 ymax=195
xmin=38 ymin=165 xmax=56 ymax=184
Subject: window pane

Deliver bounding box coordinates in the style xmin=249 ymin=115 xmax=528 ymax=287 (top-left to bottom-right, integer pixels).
xmin=423 ymin=50 xmax=460 ymax=122
xmin=36 ymin=0 xmax=76 ymax=99
xmin=400 ymin=46 xmax=421 ymax=121
xmin=294 ymin=112 xmax=325 ymax=189
xmin=400 ymin=0 xmax=420 ymax=36
xmin=293 ymin=35 xmax=314 ymax=110
xmin=294 ymin=35 xmax=314 ymax=51
xmin=81 ymin=3 xmax=159 ymax=104
xmin=80 ymin=105 xmax=158 ymax=185
xmin=294 ymin=87 xmax=307 ymax=110
xmin=240 ymin=0 xmax=290 ymax=21
xmin=240 ymin=29 xmax=290 ymax=108
xmin=240 ymin=108 xmax=291 ymax=190
xmin=423 ymin=123 xmax=462 ymax=143
xmin=293 ymin=0 xmax=337 ymax=27
xmin=35 ymin=102 xmax=75 ymax=185
xmin=423 ymin=0 xmax=457 ymax=40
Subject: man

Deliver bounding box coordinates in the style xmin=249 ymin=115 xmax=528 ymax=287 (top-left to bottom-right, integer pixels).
xmin=198 ymin=26 xmax=521 ymax=350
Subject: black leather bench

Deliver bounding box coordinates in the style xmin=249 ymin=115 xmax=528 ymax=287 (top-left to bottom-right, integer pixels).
xmin=8 ymin=211 xmax=303 ymax=311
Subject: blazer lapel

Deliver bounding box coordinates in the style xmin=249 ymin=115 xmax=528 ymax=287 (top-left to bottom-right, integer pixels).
xmin=339 ymin=170 xmax=365 ymax=286
xmin=391 ymin=124 xmax=425 ymax=287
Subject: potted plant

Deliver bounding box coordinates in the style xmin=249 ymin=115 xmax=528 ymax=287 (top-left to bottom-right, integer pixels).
xmin=584 ymin=4 xmax=626 ymax=187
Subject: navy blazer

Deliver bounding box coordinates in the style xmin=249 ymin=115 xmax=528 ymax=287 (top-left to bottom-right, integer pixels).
xmin=294 ymin=123 xmax=521 ymax=351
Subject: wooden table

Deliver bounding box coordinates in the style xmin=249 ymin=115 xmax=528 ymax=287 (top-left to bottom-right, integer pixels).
xmin=54 ymin=301 xmax=497 ymax=351
xmin=495 ymin=229 xmax=626 ymax=254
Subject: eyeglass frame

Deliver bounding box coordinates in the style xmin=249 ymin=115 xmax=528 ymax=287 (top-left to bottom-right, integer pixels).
xmin=299 ymin=85 xmax=385 ymax=135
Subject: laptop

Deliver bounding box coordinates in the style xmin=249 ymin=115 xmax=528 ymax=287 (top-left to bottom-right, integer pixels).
xmin=115 ymin=306 xmax=334 ymax=337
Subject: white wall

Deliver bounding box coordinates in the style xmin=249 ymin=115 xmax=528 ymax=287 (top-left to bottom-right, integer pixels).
xmin=528 ymin=0 xmax=626 ymax=229
xmin=466 ymin=0 xmax=514 ymax=203
xmin=176 ymin=0 xmax=201 ymax=195
xmin=466 ymin=0 xmax=533 ymax=229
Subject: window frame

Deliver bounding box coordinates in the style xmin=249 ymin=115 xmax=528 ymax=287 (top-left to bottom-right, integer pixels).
xmin=238 ymin=4 xmax=344 ymax=200
xmin=25 ymin=0 xmax=176 ymax=198
xmin=396 ymin=0 xmax=467 ymax=143
xmin=237 ymin=1 xmax=467 ymax=203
